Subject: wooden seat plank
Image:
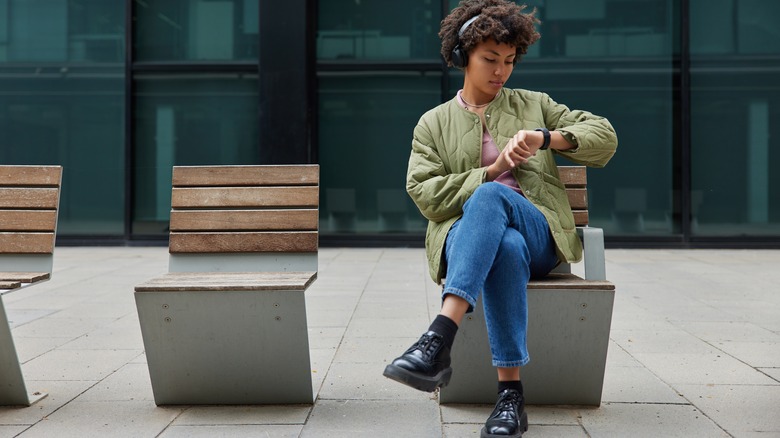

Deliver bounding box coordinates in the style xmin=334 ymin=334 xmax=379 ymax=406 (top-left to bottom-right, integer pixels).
xmin=0 ymin=166 xmax=62 ymax=186
xmin=0 ymin=272 xmax=50 ymax=282
xmin=135 ymin=271 xmax=317 ymax=292
xmin=170 ymin=209 xmax=318 ymax=232
xmin=0 ymin=281 xmax=21 ymax=290
xmin=0 ymin=233 xmax=56 ymax=254
xmin=0 ymin=188 xmax=60 ymax=209
xmin=169 ymin=231 xmax=318 ymax=254
xmin=173 ymin=165 xmax=319 ymax=187
xmin=566 ymin=188 xmax=588 ymax=210
xmin=558 ymin=166 xmax=587 ymax=188
xmin=0 ymin=211 xmax=58 ymax=232
xmin=172 ymin=187 xmax=318 ymax=209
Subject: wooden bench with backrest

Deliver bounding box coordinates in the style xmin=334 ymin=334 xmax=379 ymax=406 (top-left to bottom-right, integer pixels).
xmin=134 ymin=165 xmax=319 ymax=405
xmin=0 ymin=165 xmax=63 ymax=406
xmin=439 ymin=166 xmax=616 ymax=406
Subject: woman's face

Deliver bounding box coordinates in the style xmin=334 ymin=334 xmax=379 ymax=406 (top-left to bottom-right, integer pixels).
xmin=464 ymin=39 xmax=516 ymax=98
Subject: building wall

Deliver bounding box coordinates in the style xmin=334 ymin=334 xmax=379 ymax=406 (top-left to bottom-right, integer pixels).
xmin=1 ymin=0 xmax=778 ymax=246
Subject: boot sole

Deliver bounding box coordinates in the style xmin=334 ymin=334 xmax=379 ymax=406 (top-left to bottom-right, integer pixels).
xmin=382 ymin=364 xmax=452 ymax=393
xmin=479 ymin=411 xmax=529 ymax=438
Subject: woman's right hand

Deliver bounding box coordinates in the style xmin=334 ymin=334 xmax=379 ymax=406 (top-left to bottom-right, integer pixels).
xmin=487 ymin=130 xmax=535 ymax=181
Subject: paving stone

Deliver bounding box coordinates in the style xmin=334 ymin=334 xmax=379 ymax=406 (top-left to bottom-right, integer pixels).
xmin=0 ymin=425 xmax=28 ymax=437
xmin=22 ymin=348 xmax=143 ymax=381
xmin=317 ymin=361 xmax=433 ymax=401
xmin=301 ymin=399 xmax=440 ymax=438
xmin=579 ymin=402 xmax=729 ymax=438
xmin=76 ymin=363 xmax=154 ymax=402
xmin=675 ymin=384 xmax=780 ymax=436
xmin=173 ymin=405 xmax=310 ymax=425
xmin=631 ymin=351 xmax=777 ymax=385
xmin=159 ymin=425 xmax=303 ymax=437
xmin=602 ymin=364 xmax=687 ymax=404
xmin=15 ymin=401 xmax=181 ymax=438
xmin=0 ymin=380 xmax=97 ymax=425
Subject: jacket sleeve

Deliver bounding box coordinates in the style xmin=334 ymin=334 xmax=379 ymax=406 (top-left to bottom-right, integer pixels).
xmin=541 ymin=93 xmax=618 ymax=168
xmin=406 ymin=119 xmax=485 ymax=223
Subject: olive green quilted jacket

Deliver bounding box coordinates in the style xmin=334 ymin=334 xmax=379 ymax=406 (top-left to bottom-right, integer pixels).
xmin=406 ymin=88 xmax=618 ymax=284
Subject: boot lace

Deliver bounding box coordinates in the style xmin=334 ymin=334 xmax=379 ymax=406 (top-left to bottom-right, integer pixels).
xmin=409 ymin=333 xmax=443 ymax=357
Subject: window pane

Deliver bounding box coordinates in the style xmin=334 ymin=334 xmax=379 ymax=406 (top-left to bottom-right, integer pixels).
xmin=317 ymin=0 xmax=441 ymax=61
xmin=0 ymin=1 xmax=125 ymax=235
xmin=318 ymin=73 xmax=441 ymax=234
xmin=690 ymin=0 xmax=780 ymax=236
xmin=134 ymin=0 xmax=259 ymax=62
xmin=132 ymin=74 xmax=260 ymax=235
xmin=0 ymin=0 xmax=124 ymax=63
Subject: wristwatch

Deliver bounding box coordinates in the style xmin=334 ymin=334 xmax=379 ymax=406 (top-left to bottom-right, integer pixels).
xmin=535 ymin=127 xmax=551 ymax=150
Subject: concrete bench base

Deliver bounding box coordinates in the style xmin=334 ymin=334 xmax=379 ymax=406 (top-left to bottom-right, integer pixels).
xmin=439 ymin=274 xmax=615 ymax=406
xmin=1 ymin=294 xmax=48 ymax=406
xmin=134 ymin=272 xmax=316 ymax=405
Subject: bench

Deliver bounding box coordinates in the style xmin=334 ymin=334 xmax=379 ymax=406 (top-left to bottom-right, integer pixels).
xmin=439 ymin=166 xmax=615 ymax=406
xmin=134 ymin=165 xmax=319 ymax=405
xmin=0 ymin=165 xmax=63 ymax=406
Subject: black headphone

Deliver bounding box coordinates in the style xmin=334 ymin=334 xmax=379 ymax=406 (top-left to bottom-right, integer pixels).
xmin=451 ymin=15 xmax=481 ymax=68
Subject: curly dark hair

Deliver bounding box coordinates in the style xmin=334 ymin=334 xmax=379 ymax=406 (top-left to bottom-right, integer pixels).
xmin=440 ymin=0 xmax=540 ymax=67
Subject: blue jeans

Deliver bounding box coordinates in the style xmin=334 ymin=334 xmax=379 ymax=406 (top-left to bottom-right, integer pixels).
xmin=444 ymin=183 xmax=559 ymax=368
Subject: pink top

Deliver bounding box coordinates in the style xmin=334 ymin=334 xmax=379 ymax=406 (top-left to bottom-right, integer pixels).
xmin=456 ymin=90 xmax=524 ymax=196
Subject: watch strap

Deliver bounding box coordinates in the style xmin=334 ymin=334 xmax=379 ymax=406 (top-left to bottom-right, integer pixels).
xmin=535 ymin=127 xmax=551 ymax=150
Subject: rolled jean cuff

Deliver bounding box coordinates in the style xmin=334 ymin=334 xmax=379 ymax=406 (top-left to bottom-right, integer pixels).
xmin=492 ymin=356 xmax=531 ymax=368
xmin=442 ymin=286 xmax=477 ymax=312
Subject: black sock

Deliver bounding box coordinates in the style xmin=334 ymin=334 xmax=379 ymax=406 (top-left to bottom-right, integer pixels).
xmin=498 ymin=380 xmax=523 ymax=394
xmin=428 ymin=314 xmax=458 ymax=350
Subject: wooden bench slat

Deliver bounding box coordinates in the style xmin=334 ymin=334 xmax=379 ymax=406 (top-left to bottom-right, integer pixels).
xmin=173 ymin=165 xmax=319 ymax=187
xmin=0 ymin=272 xmax=51 ymax=282
xmin=0 ymin=188 xmax=60 ymax=209
xmin=572 ymin=210 xmax=589 ymax=227
xmin=566 ymin=188 xmax=587 ymax=210
xmin=0 ymin=281 xmax=21 ymax=290
xmin=172 ymin=187 xmax=318 ymax=209
xmin=0 ymin=210 xmax=58 ymax=231
xmin=528 ymin=273 xmax=614 ymax=290
xmin=0 ymin=166 xmax=63 ymax=187
xmin=169 ymin=231 xmax=318 ymax=253
xmin=170 ymin=209 xmax=318 ymax=232
xmin=0 ymin=233 xmax=55 ymax=254
xmin=558 ymin=166 xmax=587 ymax=188
xmin=135 ymin=271 xmax=318 ymax=292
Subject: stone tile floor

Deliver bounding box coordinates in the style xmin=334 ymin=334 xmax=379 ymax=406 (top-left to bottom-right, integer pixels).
xmin=1 ymin=247 xmax=779 ymax=437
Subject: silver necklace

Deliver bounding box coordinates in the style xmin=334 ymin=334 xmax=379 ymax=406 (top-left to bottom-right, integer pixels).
xmin=460 ymin=94 xmax=492 ymax=110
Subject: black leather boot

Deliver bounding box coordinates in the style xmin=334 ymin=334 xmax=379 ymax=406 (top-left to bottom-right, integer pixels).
xmin=480 ymin=389 xmax=528 ymax=438
xmin=382 ymin=331 xmax=452 ymax=392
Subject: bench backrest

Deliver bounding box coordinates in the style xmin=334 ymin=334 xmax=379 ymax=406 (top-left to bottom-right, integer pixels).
xmin=167 ymin=165 xmax=319 ymax=273
xmin=558 ymin=166 xmax=588 ymax=227
xmin=0 ymin=165 xmax=63 ymax=280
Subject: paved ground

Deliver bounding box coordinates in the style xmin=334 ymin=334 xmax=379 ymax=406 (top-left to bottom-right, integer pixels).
xmin=1 ymin=247 xmax=779 ymax=437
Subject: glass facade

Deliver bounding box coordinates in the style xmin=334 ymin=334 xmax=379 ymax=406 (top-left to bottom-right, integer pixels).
xmin=0 ymin=0 xmax=778 ymax=247
xmin=0 ymin=0 xmax=125 ymax=236
xmin=132 ymin=74 xmax=260 ymax=235
xmin=690 ymin=0 xmax=780 ymax=236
